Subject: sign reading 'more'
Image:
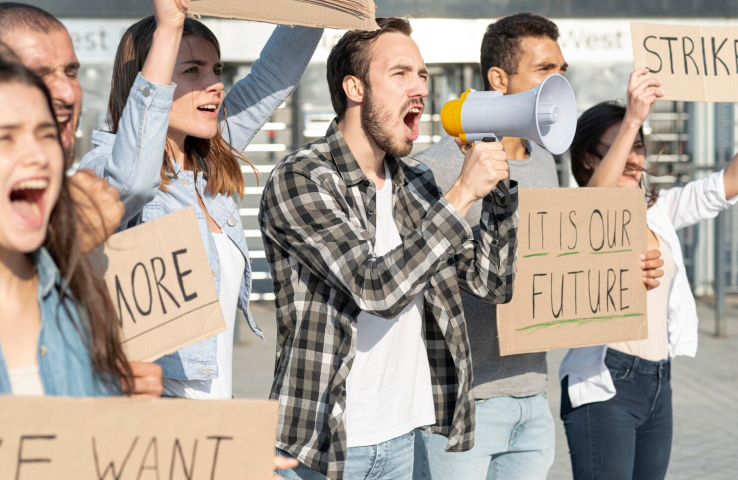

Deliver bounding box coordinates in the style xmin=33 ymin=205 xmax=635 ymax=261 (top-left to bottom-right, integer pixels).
xmin=93 ymin=207 xmax=226 ymax=362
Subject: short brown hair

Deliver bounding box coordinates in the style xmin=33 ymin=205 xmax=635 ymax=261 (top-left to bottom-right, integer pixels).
xmin=327 ymin=17 xmax=412 ymax=120
xmin=480 ymin=13 xmax=559 ymax=90
xmin=0 ymin=3 xmax=66 ymax=40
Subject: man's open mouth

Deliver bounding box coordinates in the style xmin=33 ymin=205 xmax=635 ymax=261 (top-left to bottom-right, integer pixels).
xmin=56 ymin=112 xmax=73 ymax=147
xmin=403 ymin=105 xmax=423 ymax=141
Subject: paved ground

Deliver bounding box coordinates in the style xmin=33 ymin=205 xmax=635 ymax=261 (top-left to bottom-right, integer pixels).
xmin=546 ymin=300 xmax=738 ymax=480
xmin=233 ymin=299 xmax=738 ymax=479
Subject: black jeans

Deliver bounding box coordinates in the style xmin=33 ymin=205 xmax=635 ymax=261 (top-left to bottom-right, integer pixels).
xmin=561 ymin=348 xmax=673 ymax=480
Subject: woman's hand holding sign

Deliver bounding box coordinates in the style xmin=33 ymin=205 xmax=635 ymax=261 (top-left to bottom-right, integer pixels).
xmin=641 ymin=249 xmax=665 ymax=291
xmin=624 ymin=68 xmax=665 ymax=129
xmin=152 ymin=0 xmax=189 ymax=30
xmin=141 ymin=0 xmax=189 ymax=87
xmin=123 ymin=361 xmax=164 ymax=397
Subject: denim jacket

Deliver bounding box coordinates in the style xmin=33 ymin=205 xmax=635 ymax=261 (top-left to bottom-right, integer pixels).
xmin=0 ymin=249 xmax=118 ymax=396
xmin=79 ymin=26 xmax=323 ymax=380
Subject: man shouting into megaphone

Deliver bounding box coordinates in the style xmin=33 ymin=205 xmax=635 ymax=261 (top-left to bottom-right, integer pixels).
xmin=260 ymin=17 xmax=519 ymax=480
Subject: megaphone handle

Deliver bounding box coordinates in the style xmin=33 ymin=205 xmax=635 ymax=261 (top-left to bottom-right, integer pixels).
xmin=481 ymin=137 xmax=512 ymax=209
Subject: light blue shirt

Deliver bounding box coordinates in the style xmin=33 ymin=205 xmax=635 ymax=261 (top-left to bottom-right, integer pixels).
xmin=0 ymin=248 xmax=118 ymax=396
xmin=79 ymin=25 xmax=323 ymax=381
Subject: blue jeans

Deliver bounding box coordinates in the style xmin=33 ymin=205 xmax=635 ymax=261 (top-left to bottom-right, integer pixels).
xmin=413 ymin=392 xmax=555 ymax=480
xmin=561 ymin=348 xmax=673 ymax=480
xmin=276 ymin=431 xmax=415 ymax=479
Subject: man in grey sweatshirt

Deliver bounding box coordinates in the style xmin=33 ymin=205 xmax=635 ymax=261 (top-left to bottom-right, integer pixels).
xmin=412 ymin=13 xmax=566 ymax=480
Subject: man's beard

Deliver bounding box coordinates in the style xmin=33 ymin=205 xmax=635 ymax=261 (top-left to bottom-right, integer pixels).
xmin=361 ymin=86 xmax=414 ymax=158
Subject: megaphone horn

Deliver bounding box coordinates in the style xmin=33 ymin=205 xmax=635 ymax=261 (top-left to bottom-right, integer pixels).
xmin=440 ymin=74 xmax=577 ymax=155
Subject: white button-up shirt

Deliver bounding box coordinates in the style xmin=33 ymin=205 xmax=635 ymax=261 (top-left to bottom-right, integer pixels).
xmin=560 ymin=170 xmax=738 ymax=408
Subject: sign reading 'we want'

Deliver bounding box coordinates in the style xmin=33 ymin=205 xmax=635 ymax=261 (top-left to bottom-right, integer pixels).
xmin=0 ymin=396 xmax=279 ymax=479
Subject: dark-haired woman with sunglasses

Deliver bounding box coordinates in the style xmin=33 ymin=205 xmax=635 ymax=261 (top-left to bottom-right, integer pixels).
xmin=560 ymin=68 xmax=738 ymax=480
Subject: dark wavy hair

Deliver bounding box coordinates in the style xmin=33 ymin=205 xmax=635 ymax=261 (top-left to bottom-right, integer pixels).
xmin=107 ymin=16 xmax=257 ymax=197
xmin=0 ymin=60 xmax=133 ymax=391
xmin=570 ymin=101 xmax=659 ymax=207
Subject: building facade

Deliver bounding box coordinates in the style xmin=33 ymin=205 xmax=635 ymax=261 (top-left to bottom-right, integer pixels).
xmin=18 ymin=2 xmax=738 ymax=318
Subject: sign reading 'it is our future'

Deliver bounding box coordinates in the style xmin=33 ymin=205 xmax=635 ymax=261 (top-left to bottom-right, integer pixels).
xmin=497 ymin=188 xmax=649 ymax=356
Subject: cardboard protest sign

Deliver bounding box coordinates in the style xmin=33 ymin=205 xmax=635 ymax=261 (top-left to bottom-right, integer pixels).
xmin=631 ymin=22 xmax=738 ymax=102
xmin=497 ymin=188 xmax=648 ymax=356
xmin=188 ymin=0 xmax=378 ymax=31
xmin=93 ymin=207 xmax=226 ymax=362
xmin=0 ymin=396 xmax=278 ymax=479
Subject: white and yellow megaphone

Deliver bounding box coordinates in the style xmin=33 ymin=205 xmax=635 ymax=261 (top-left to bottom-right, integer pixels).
xmin=440 ymin=74 xmax=577 ymax=155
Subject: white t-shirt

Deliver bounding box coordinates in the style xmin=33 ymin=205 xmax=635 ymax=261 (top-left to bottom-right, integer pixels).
xmin=8 ymin=365 xmax=44 ymax=396
xmin=344 ymin=162 xmax=436 ymax=448
xmin=163 ymin=232 xmax=244 ymax=400
xmin=610 ymin=235 xmax=675 ymax=362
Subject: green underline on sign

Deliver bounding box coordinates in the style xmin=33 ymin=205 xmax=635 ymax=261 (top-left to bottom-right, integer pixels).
xmin=591 ymin=249 xmax=633 ymax=255
xmin=558 ymin=251 xmax=579 ymax=257
xmin=517 ymin=313 xmax=644 ymax=334
xmin=523 ymin=252 xmax=549 ymax=258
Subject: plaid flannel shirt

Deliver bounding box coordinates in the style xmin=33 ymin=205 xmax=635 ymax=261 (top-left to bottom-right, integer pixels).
xmin=259 ymin=120 xmax=518 ymax=479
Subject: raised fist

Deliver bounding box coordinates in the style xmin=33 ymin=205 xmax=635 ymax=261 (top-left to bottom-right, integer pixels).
xmin=624 ymin=68 xmax=665 ymax=128
xmin=69 ymin=169 xmax=124 ymax=253
xmin=151 ymin=0 xmax=189 ymax=31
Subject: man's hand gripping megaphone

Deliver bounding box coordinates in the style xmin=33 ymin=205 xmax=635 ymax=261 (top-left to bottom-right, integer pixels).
xmin=440 ymin=74 xmax=578 ymax=209
xmin=455 ymin=137 xmax=512 ymax=209
xmin=448 ymin=137 xmax=512 ymax=214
